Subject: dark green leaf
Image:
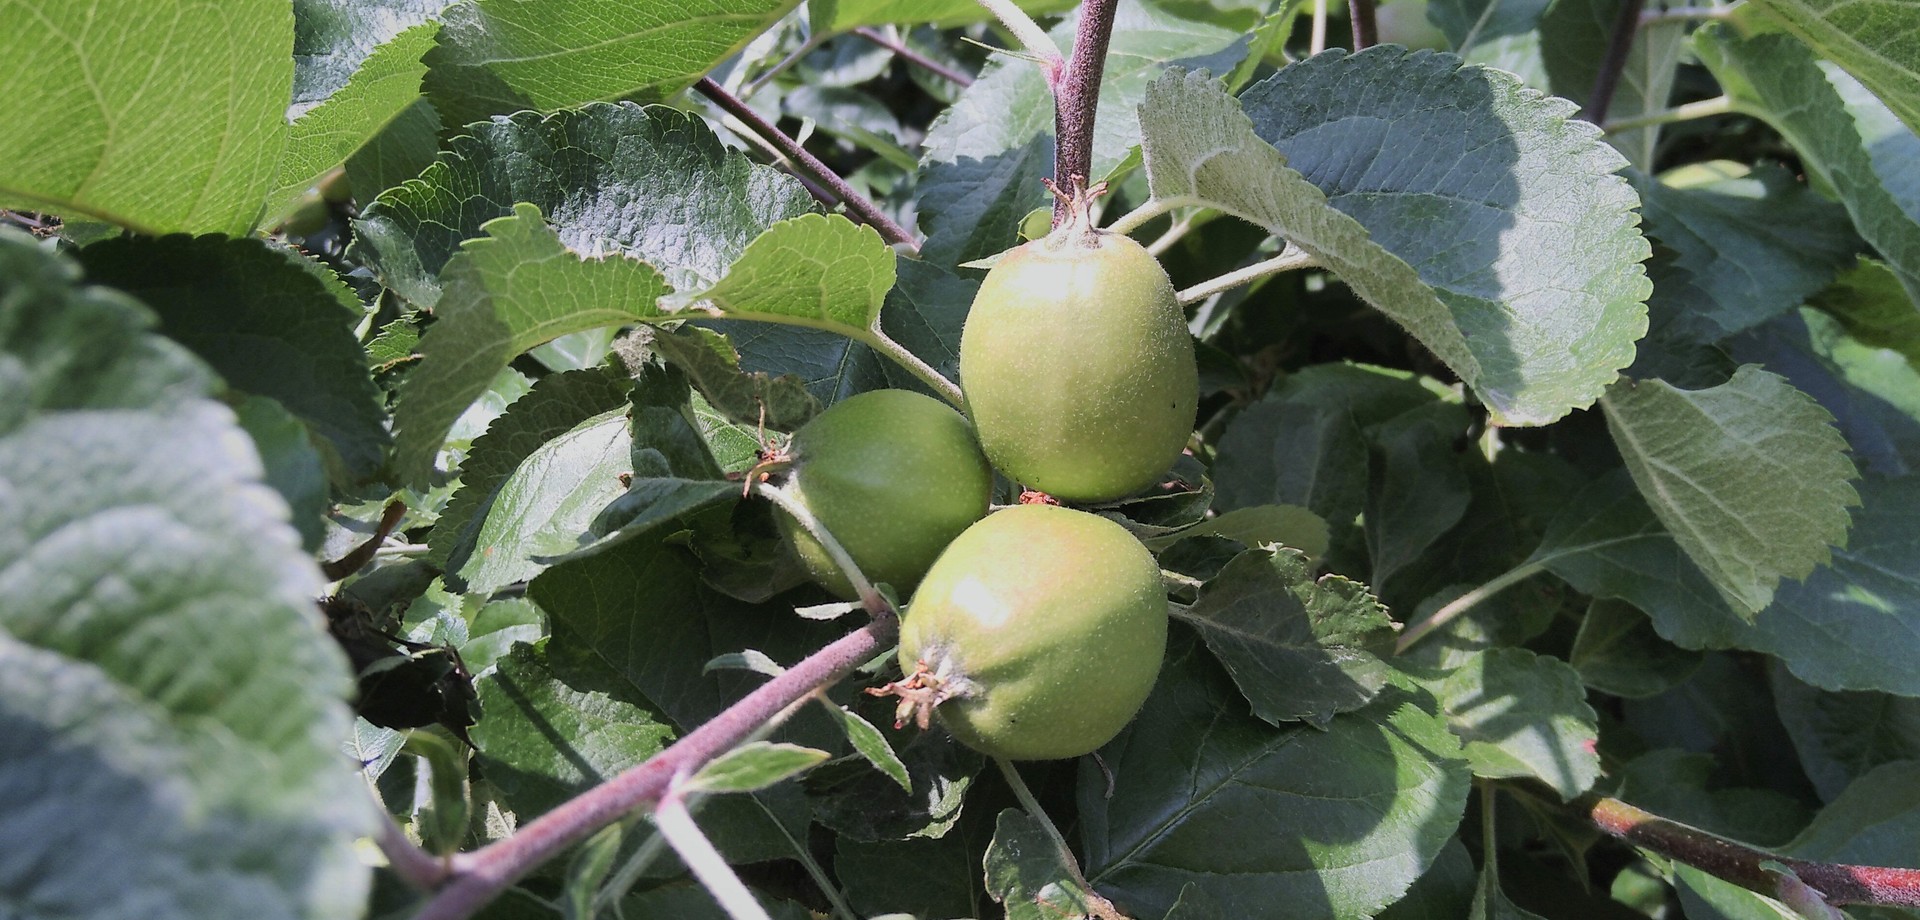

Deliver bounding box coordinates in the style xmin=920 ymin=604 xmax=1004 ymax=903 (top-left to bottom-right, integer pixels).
xmin=77 ymin=234 xmax=391 ymax=484
xmin=649 ymin=326 xmax=821 ymax=431
xmin=1234 ymin=51 xmax=1651 ymax=425
xmin=1569 ymin=598 xmax=1702 ymax=699
xmin=1783 ymin=760 xmax=1920 ymax=865
xmin=0 ymin=228 xmax=371 ymax=919
xmin=1420 ymin=647 xmax=1601 ymax=800
xmin=1081 ymin=633 xmax=1471 ymax=920
xmin=470 ymin=641 xmax=675 ymax=819
xmin=1773 ymin=665 xmax=1920 ymax=802
xmin=0 ymin=0 xmax=293 ymax=234
xmin=235 ymin=395 xmax=331 ymax=552
xmin=1366 ymin=402 xmax=1474 ymax=599
xmin=1615 ymin=749 xmax=1812 ymax=847
xmin=808 ymin=722 xmax=981 ymax=841
xmin=986 ymin=809 xmax=1098 ymax=920
xmin=1602 ymin=367 xmax=1860 ymax=615
xmin=1377 ymin=837 xmax=1477 ymax=920
xmin=424 ymin=0 xmax=800 ymax=125
xmin=836 ymin=829 xmax=987 ymax=920
xmin=823 ymin=704 xmax=912 ymax=792
xmin=1176 ymin=548 xmax=1396 ymax=726
xmin=1811 ymin=257 xmax=1920 ymax=368
xmin=1742 ymin=0 xmax=1920 ymax=138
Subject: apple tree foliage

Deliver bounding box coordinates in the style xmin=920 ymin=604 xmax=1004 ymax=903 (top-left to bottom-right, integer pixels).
xmin=3 ymin=0 xmax=1920 ymax=918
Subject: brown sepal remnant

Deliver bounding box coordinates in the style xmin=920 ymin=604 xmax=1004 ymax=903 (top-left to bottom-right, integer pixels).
xmin=865 ymin=659 xmax=957 ymax=730
xmin=1017 ymin=489 xmax=1062 ymax=506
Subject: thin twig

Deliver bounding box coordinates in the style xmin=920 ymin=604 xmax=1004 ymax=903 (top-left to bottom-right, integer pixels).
xmin=376 ymin=808 xmax=451 ymax=890
xmin=412 ymin=616 xmax=899 ymax=920
xmin=742 ymin=30 xmax=831 ymax=100
xmin=1052 ymin=0 xmax=1122 ymax=225
xmin=1348 ymin=0 xmax=1378 ymax=49
xmin=1177 ymin=247 xmax=1316 ymax=305
xmin=693 ymin=78 xmax=919 ymax=252
xmin=654 ymin=787 xmax=775 ymax=920
xmin=1603 ymin=95 xmax=1733 ymax=134
xmin=1582 ymin=0 xmax=1649 ymax=124
xmin=1394 ymin=562 xmax=1546 ymax=654
xmin=854 ymin=27 xmax=974 ymax=87
xmin=1585 ymin=795 xmax=1920 ymax=907
xmin=754 ymin=482 xmax=884 ymax=615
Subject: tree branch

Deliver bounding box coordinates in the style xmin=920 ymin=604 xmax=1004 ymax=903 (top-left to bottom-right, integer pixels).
xmin=412 ymin=615 xmax=900 ymax=920
xmin=1348 ymin=0 xmax=1378 ymax=50
xmin=1052 ymin=0 xmax=1121 ymax=226
xmin=1581 ymin=0 xmax=1648 ymax=124
xmin=693 ymin=78 xmax=919 ymax=252
xmin=1584 ymin=795 xmax=1920 ymax=907
xmin=854 ymin=27 xmax=975 ymax=87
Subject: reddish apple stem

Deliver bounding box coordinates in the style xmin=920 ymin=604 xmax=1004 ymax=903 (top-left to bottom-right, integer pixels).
xmin=1347 ymin=0 xmax=1377 ymax=49
xmin=1581 ymin=0 xmax=1647 ymax=124
xmin=1585 ymin=795 xmax=1920 ymax=906
xmin=412 ymin=614 xmax=899 ymax=920
xmin=693 ymin=78 xmax=919 ymax=252
xmin=1051 ymin=0 xmax=1120 ymax=227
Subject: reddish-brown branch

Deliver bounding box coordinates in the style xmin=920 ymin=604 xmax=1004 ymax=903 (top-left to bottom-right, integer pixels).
xmin=321 ymin=500 xmax=406 ymax=581
xmin=853 ymin=27 xmax=975 ymax=87
xmin=693 ymin=78 xmax=919 ymax=252
xmin=1051 ymin=0 xmax=1121 ymax=227
xmin=413 ymin=614 xmax=900 ymax=920
xmin=1581 ymin=0 xmax=1648 ymax=124
xmin=1586 ymin=795 xmax=1920 ymax=907
xmin=1348 ymin=0 xmax=1377 ymax=49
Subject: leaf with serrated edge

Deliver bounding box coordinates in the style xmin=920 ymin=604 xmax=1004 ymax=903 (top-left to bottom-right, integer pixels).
xmin=1229 ymin=51 xmax=1651 ymax=425
xmin=1082 ymin=634 xmax=1469 ymax=920
xmin=1698 ymin=28 xmax=1920 ymax=312
xmin=1741 ymin=0 xmax=1920 ymax=139
xmin=0 ymin=0 xmax=292 ymax=234
xmin=1177 ymin=548 xmax=1396 ymax=726
xmin=825 ymin=705 xmax=912 ymax=792
xmin=688 ymin=742 xmax=832 ymax=794
xmin=389 ymin=202 xmax=670 ymax=485
xmin=1421 ymin=648 xmax=1601 ymax=800
xmin=986 ymin=808 xmax=1097 ymax=920
xmin=458 ymin=409 xmax=632 ymax=593
xmin=1602 ymin=366 xmax=1859 ymax=615
xmin=0 ymin=228 xmax=371 ymax=919
xmin=425 ymin=0 xmax=800 ymax=125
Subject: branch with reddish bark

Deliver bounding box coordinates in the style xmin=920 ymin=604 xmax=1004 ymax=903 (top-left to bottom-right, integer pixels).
xmin=1584 ymin=794 xmax=1920 ymax=908
xmin=1050 ymin=0 xmax=1120 ymax=226
xmin=1580 ymin=0 xmax=1648 ymax=124
xmin=693 ymin=78 xmax=919 ymax=252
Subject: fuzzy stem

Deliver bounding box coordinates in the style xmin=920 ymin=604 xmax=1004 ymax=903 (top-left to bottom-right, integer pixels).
xmin=1348 ymin=0 xmax=1378 ymax=49
xmin=754 ymin=482 xmax=886 ymax=614
xmin=855 ymin=329 xmax=966 ymax=408
xmin=974 ymin=0 xmax=1065 ymax=66
xmin=693 ymin=78 xmax=919 ymax=252
xmin=411 ymin=616 xmax=899 ymax=920
xmin=1311 ymin=0 xmax=1330 ymax=54
xmin=1105 ymin=196 xmax=1193 ymax=237
xmin=1603 ymin=95 xmax=1733 ymax=134
xmin=1177 ymin=247 xmax=1316 ymax=305
xmin=376 ymin=808 xmax=450 ymax=890
xmin=1394 ymin=562 xmax=1546 ymax=654
xmin=1582 ymin=0 xmax=1649 ymax=124
xmin=654 ymin=790 xmax=774 ymax=920
xmin=854 ymin=27 xmax=975 ymax=87
xmin=996 ymin=758 xmax=1076 ymax=860
xmin=1052 ymin=0 xmax=1122 ymax=226
xmin=1584 ymin=795 xmax=1920 ymax=907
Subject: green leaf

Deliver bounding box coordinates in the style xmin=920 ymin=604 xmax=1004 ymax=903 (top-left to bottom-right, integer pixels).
xmin=1145 ymin=504 xmax=1332 ymax=561
xmin=578 ymin=360 xmax=740 ymax=554
xmin=75 ymin=234 xmax=391 ymax=484
xmin=1469 ymin=866 xmax=1549 ymax=920
xmin=1782 ymin=760 xmax=1920 ymax=865
xmin=424 ymin=0 xmax=801 ymax=125
xmin=916 ymin=0 xmax=1247 ymax=266
xmin=1377 ymin=837 xmax=1477 ymax=920
xmin=0 ymin=228 xmax=371 ymax=918
xmin=1366 ymin=402 xmax=1475 ymax=598
xmin=427 ymin=364 xmax=634 ymax=573
xmin=808 ymin=721 xmax=981 ymax=841
xmin=686 ymin=741 xmax=831 ymax=794
xmin=1535 ymin=472 xmax=1920 ymax=697
xmin=353 ymin=102 xmax=815 ymax=309
xmin=1176 ymin=548 xmax=1396 ymax=726
xmin=0 ymin=0 xmax=293 ymax=234
xmin=1233 ymin=51 xmax=1652 ymax=425
xmin=1568 ymin=598 xmax=1702 ymax=699
xmin=456 ymin=407 xmax=633 ymax=593
xmin=685 ymin=212 xmax=897 ymax=334
xmin=470 ymin=641 xmax=675 ymax=818
xmin=388 ymin=202 xmax=669 ymax=485
xmin=1773 ymin=665 xmax=1920 ymax=802
xmin=649 ymin=325 xmax=821 ymax=431
xmin=1081 ymin=633 xmax=1471 ymax=920
xmin=1698 ymin=28 xmax=1920 ymax=313
xmin=269 ymin=21 xmax=440 ymax=226
xmin=1633 ymin=166 xmax=1865 ymax=339
xmin=1743 ymin=0 xmax=1920 ymax=139
xmin=235 ymin=395 xmax=331 ymax=552
xmin=822 ymin=704 xmax=912 ymax=792
xmin=986 ymin=809 xmax=1099 ymax=920
xmin=1672 ymin=865 xmax=1802 ymax=920
xmin=835 ymin=818 xmax=989 ymax=919
xmin=346 ymin=97 xmax=444 ymax=200
xmin=1615 ymin=749 xmax=1811 ymax=847
xmin=1602 ymin=366 xmax=1860 ymax=615
xmin=1811 ymin=257 xmax=1920 ymax=367
xmin=1420 ymin=647 xmax=1601 ymax=800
